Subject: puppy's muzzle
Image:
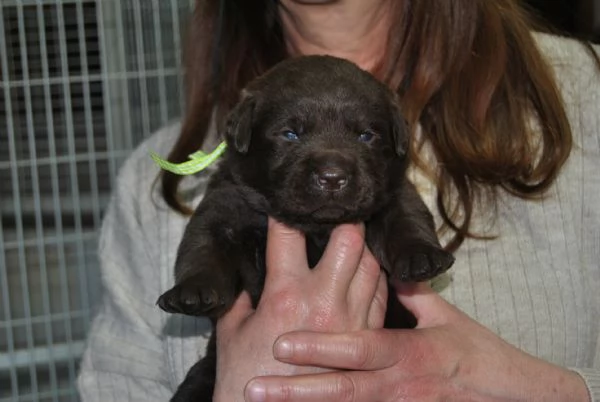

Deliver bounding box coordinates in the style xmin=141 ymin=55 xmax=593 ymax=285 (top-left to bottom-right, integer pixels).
xmin=309 ymin=151 xmax=354 ymax=193
xmin=314 ymin=166 xmax=349 ymax=192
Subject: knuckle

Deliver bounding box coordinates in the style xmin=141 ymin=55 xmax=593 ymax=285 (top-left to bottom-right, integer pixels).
xmin=256 ymin=382 xmax=295 ymax=402
xmin=334 ymin=225 xmax=365 ymax=250
xmin=369 ymin=293 xmax=387 ymax=320
xmin=360 ymin=252 xmax=381 ymax=278
xmin=277 ymin=384 xmax=296 ymax=402
xmin=350 ymin=335 xmax=375 ymax=370
xmin=266 ymin=289 xmax=303 ymax=316
xmin=337 ymin=372 xmax=358 ymax=402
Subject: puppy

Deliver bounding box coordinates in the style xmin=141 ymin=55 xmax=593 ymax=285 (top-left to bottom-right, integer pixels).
xmin=157 ymin=55 xmax=454 ymax=401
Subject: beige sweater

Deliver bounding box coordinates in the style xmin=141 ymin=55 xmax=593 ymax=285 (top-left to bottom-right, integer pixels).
xmin=77 ymin=34 xmax=600 ymax=401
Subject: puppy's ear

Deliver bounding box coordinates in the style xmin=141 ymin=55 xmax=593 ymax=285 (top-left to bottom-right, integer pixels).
xmin=225 ymin=90 xmax=255 ymax=154
xmin=391 ymin=98 xmax=409 ymax=158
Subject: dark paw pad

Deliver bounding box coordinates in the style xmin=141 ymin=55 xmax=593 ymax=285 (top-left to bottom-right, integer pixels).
xmin=157 ymin=278 xmax=234 ymax=317
xmin=392 ymin=244 xmax=454 ymax=282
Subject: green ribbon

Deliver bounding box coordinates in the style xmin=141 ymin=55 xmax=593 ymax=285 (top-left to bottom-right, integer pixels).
xmin=150 ymin=141 xmax=227 ymax=176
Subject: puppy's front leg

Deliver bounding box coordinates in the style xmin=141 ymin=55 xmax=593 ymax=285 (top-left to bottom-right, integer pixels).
xmin=157 ymin=185 xmax=267 ymax=318
xmin=367 ymin=179 xmax=454 ymax=282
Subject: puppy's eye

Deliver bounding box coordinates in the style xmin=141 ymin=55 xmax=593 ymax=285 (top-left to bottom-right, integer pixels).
xmin=281 ymin=130 xmax=300 ymax=141
xmin=358 ymin=131 xmax=375 ymax=143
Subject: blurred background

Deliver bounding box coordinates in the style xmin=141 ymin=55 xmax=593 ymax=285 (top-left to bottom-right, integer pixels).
xmin=0 ymin=0 xmax=598 ymax=401
xmin=528 ymin=0 xmax=600 ymax=41
xmin=0 ymin=1 xmax=193 ymax=401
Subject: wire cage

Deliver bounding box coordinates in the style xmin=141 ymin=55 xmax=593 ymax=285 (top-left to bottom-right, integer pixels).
xmin=0 ymin=0 xmax=193 ymax=400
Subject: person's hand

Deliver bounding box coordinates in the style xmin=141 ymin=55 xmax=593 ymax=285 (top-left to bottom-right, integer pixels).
xmin=213 ymin=218 xmax=388 ymax=402
xmin=246 ymin=282 xmax=590 ymax=402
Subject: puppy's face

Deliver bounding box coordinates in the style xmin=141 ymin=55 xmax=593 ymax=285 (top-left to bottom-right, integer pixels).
xmin=225 ymin=56 xmax=408 ymax=225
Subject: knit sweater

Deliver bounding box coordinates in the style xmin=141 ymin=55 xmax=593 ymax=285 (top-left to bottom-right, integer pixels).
xmin=77 ymin=33 xmax=600 ymax=401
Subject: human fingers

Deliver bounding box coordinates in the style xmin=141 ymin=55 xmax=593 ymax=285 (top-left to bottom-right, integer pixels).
xmin=264 ymin=218 xmax=308 ymax=291
xmin=394 ymin=281 xmax=455 ymax=328
xmin=272 ymin=329 xmax=412 ymax=371
xmin=217 ymin=291 xmax=254 ymax=335
xmin=244 ymin=370 xmax=405 ymax=402
xmin=314 ymin=223 xmax=366 ymax=298
xmin=367 ymin=271 xmax=388 ymax=329
xmin=346 ymin=244 xmax=382 ymax=324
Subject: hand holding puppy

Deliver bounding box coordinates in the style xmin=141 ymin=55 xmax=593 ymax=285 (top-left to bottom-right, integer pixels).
xmin=244 ymin=284 xmax=590 ymax=402
xmin=213 ymin=218 xmax=387 ymax=402
xmin=216 ymin=219 xmax=589 ymax=402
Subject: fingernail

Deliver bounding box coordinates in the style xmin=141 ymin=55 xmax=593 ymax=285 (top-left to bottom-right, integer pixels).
xmin=274 ymin=338 xmax=293 ymax=359
xmin=245 ymin=380 xmax=266 ymax=402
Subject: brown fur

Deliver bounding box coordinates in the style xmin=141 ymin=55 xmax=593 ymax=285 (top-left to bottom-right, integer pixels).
xmin=157 ymin=56 xmax=454 ymax=401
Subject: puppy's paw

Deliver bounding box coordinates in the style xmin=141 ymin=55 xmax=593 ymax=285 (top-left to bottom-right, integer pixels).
xmin=390 ymin=244 xmax=454 ymax=282
xmin=157 ymin=274 xmax=236 ymax=318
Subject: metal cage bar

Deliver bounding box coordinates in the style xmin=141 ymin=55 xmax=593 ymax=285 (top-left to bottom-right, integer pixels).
xmin=0 ymin=0 xmax=193 ymax=400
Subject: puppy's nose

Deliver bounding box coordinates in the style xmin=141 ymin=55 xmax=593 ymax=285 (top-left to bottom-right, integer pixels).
xmin=315 ymin=167 xmax=349 ymax=192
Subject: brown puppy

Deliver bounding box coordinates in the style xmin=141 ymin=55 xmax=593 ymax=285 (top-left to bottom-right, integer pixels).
xmin=157 ymin=55 xmax=454 ymax=401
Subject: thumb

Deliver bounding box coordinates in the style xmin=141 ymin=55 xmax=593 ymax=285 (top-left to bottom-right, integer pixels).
xmin=394 ymin=282 xmax=453 ymax=328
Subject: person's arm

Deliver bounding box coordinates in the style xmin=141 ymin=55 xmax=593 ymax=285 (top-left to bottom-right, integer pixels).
xmin=77 ymin=154 xmax=173 ymax=402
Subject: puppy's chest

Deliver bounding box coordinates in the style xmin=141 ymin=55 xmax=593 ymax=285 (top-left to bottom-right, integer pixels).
xmin=305 ymin=232 xmax=331 ymax=268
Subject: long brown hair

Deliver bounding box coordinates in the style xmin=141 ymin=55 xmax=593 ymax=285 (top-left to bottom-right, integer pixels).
xmin=162 ymin=0 xmax=583 ymax=252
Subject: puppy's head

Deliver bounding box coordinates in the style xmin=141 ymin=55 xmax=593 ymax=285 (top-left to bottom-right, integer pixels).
xmin=224 ymin=55 xmax=409 ymax=225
